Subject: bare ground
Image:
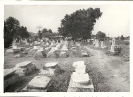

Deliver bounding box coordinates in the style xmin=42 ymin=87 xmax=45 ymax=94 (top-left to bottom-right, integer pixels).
xmin=84 ymin=46 xmax=130 ymax=92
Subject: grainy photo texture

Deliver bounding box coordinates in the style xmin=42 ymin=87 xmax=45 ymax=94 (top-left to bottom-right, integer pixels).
xmin=4 ymin=5 xmax=130 ymax=92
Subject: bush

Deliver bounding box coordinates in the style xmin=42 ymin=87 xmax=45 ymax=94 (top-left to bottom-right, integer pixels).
xmin=114 ymin=46 xmax=122 ymax=55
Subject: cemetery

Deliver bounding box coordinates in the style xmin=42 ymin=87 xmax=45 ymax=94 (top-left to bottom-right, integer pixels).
xmin=4 ymin=37 xmax=130 ymax=92
xmin=4 ymin=6 xmax=130 ymax=92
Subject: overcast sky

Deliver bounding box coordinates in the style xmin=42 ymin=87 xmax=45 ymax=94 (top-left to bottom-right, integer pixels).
xmin=4 ymin=5 xmax=130 ymax=37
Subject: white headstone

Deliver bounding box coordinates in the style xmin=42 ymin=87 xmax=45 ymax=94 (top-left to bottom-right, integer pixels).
xmin=95 ymin=39 xmax=99 ymax=47
xmin=71 ymin=72 xmax=89 ymax=84
xmin=110 ymin=38 xmax=116 ymax=52
xmin=100 ymin=41 xmax=104 ymax=48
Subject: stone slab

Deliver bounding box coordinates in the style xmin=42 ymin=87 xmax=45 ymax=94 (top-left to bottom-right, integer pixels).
xmin=81 ymin=52 xmax=88 ymax=57
xmin=67 ymin=73 xmax=94 ymax=92
xmin=27 ymin=76 xmax=50 ymax=89
xmin=73 ymin=61 xmax=85 ymax=68
xmin=16 ymin=61 xmax=32 ymax=68
xmin=75 ymin=65 xmax=86 ymax=74
xmin=4 ymin=69 xmax=16 ymax=79
xmin=71 ymin=72 xmax=89 ymax=84
xmin=45 ymin=62 xmax=58 ymax=68
xmin=22 ymin=86 xmax=47 ymax=92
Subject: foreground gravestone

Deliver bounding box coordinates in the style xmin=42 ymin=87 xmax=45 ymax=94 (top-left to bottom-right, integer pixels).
xmin=4 ymin=69 xmax=20 ymax=91
xmin=15 ymin=61 xmax=36 ymax=76
xmin=22 ymin=76 xmax=50 ymax=92
xmin=67 ymin=72 xmax=94 ymax=92
xmin=68 ymin=61 xmax=94 ymax=92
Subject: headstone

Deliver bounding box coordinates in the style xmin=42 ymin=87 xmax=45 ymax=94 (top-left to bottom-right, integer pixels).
xmin=33 ymin=46 xmax=38 ymax=49
xmin=75 ymin=64 xmax=86 ymax=74
xmin=100 ymin=41 xmax=104 ymax=48
xmin=4 ymin=69 xmax=20 ymax=91
xmin=26 ymin=76 xmax=50 ymax=91
xmin=95 ymin=39 xmax=99 ymax=47
xmin=73 ymin=61 xmax=84 ymax=68
xmin=60 ymin=51 xmax=68 ymax=58
xmin=15 ymin=61 xmax=36 ymax=76
xmin=16 ymin=61 xmax=32 ymax=68
xmin=81 ymin=51 xmax=88 ymax=57
xmin=44 ymin=62 xmax=61 ymax=76
xmin=110 ymin=38 xmax=116 ymax=52
xmin=67 ymin=72 xmax=94 ymax=92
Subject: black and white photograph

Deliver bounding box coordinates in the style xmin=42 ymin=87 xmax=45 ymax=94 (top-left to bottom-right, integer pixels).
xmin=4 ymin=5 xmax=130 ymax=93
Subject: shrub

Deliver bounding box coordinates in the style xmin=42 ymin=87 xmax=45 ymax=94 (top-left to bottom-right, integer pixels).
xmin=114 ymin=46 xmax=122 ymax=55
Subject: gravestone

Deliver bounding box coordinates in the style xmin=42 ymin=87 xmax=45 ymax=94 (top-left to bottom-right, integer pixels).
xmin=44 ymin=62 xmax=61 ymax=76
xmin=110 ymin=38 xmax=116 ymax=52
xmin=60 ymin=51 xmax=68 ymax=58
xmin=4 ymin=69 xmax=20 ymax=91
xmin=95 ymin=39 xmax=99 ymax=47
xmin=67 ymin=72 xmax=94 ymax=92
xmin=73 ymin=61 xmax=84 ymax=68
xmin=100 ymin=41 xmax=104 ymax=48
xmin=68 ymin=61 xmax=94 ymax=92
xmin=15 ymin=61 xmax=36 ymax=76
xmin=23 ymin=76 xmax=50 ymax=92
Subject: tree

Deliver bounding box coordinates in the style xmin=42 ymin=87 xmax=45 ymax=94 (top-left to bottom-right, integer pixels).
xmin=58 ymin=8 xmax=102 ymax=41
xmin=15 ymin=26 xmax=29 ymax=39
xmin=38 ymin=30 xmax=42 ymax=39
xmin=96 ymin=31 xmax=106 ymax=41
xmin=4 ymin=17 xmax=20 ymax=38
xmin=120 ymin=35 xmax=124 ymax=40
xmin=4 ymin=17 xmax=20 ymax=48
xmin=4 ymin=22 xmax=13 ymax=48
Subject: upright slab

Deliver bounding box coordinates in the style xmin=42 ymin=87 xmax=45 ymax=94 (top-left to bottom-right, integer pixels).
xmin=73 ymin=61 xmax=85 ymax=68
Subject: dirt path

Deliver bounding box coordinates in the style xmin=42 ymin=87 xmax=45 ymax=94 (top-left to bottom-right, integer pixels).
xmin=84 ymin=46 xmax=130 ymax=92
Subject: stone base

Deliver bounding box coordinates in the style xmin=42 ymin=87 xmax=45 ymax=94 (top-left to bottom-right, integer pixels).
xmin=67 ymin=73 xmax=94 ymax=92
xmin=22 ymin=86 xmax=47 ymax=92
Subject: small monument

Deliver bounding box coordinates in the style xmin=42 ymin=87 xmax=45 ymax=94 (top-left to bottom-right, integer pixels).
xmin=68 ymin=61 xmax=94 ymax=92
xmin=95 ymin=39 xmax=99 ymax=47
xmin=110 ymin=38 xmax=116 ymax=52
xmin=100 ymin=41 xmax=104 ymax=48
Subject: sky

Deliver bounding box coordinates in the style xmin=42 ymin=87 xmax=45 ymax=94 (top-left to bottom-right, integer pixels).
xmin=4 ymin=5 xmax=130 ymax=37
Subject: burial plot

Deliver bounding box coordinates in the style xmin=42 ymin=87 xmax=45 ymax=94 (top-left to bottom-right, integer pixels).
xmin=4 ymin=69 xmax=20 ymax=91
xmin=15 ymin=61 xmax=36 ymax=76
xmin=44 ymin=62 xmax=61 ymax=76
xmin=68 ymin=61 xmax=94 ymax=92
xmin=80 ymin=50 xmax=89 ymax=57
xmin=22 ymin=76 xmax=50 ymax=92
xmin=34 ymin=50 xmax=47 ymax=59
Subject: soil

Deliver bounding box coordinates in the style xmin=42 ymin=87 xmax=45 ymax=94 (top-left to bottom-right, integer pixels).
xmin=84 ymin=46 xmax=130 ymax=92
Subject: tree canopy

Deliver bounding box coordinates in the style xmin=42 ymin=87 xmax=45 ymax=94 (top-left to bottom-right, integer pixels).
xmin=4 ymin=16 xmax=30 ymax=48
xmin=58 ymin=8 xmax=102 ymax=41
xmin=96 ymin=31 xmax=106 ymax=41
